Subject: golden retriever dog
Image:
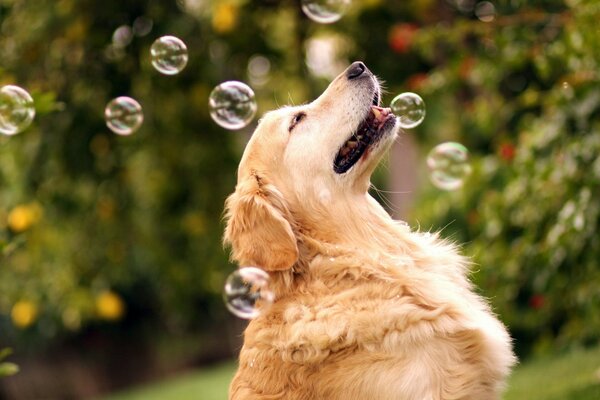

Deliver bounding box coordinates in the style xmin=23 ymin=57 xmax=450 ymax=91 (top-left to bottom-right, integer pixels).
xmin=223 ymin=62 xmax=516 ymax=400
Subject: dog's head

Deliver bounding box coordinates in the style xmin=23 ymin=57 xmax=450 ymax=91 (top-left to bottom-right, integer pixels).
xmin=224 ymin=62 xmax=399 ymax=271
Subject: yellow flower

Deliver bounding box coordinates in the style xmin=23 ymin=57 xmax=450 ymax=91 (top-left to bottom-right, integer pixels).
xmin=96 ymin=291 xmax=125 ymax=321
xmin=11 ymin=301 xmax=38 ymax=329
xmin=212 ymin=3 xmax=238 ymax=34
xmin=7 ymin=203 xmax=42 ymax=232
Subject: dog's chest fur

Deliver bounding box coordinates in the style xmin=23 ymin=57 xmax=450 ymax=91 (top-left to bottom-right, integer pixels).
xmin=229 ymin=243 xmax=514 ymax=400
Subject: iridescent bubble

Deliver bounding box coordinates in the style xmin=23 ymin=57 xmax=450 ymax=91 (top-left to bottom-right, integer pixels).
xmin=247 ymin=55 xmax=271 ymax=86
xmin=455 ymin=0 xmax=475 ymax=13
xmin=223 ymin=267 xmax=274 ymax=319
xmin=150 ymin=36 xmax=188 ymax=75
xmin=209 ymin=81 xmax=257 ymax=130
xmin=112 ymin=25 xmax=133 ymax=48
xmin=301 ymin=0 xmax=351 ymax=24
xmin=475 ymin=1 xmax=496 ymax=22
xmin=133 ymin=16 xmax=153 ymax=37
xmin=0 ymin=85 xmax=35 ymax=136
xmin=390 ymin=92 xmax=426 ymax=129
xmin=426 ymin=142 xmax=472 ymax=190
xmin=104 ymin=96 xmax=144 ymax=135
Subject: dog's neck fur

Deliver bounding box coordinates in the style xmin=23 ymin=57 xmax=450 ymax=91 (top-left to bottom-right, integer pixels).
xmin=296 ymin=192 xmax=413 ymax=252
xmin=270 ymin=191 xmax=442 ymax=295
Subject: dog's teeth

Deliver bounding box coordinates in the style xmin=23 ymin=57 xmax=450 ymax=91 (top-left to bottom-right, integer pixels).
xmin=372 ymin=107 xmax=381 ymax=119
xmin=348 ymin=141 xmax=358 ymax=149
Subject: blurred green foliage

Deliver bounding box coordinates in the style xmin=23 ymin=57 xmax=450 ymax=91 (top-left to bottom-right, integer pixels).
xmin=0 ymin=0 xmax=598 ymax=362
xmin=0 ymin=348 xmax=18 ymax=377
xmin=412 ymin=0 xmax=600 ymax=355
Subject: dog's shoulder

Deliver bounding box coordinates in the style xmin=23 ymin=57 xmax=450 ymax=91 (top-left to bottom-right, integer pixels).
xmin=245 ymin=234 xmax=483 ymax=362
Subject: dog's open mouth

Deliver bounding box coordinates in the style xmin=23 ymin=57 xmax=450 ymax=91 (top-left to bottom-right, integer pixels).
xmin=333 ymin=106 xmax=396 ymax=174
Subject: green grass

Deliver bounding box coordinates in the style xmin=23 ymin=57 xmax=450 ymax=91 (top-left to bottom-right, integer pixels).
xmin=505 ymin=345 xmax=600 ymax=400
xmin=103 ymin=345 xmax=600 ymax=400
xmin=103 ymin=362 xmax=236 ymax=400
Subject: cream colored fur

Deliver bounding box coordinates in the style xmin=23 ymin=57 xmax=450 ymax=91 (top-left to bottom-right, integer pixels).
xmin=223 ymin=63 xmax=516 ymax=400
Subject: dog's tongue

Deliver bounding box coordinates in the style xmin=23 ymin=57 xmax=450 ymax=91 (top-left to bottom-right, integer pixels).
xmin=371 ymin=106 xmax=393 ymax=129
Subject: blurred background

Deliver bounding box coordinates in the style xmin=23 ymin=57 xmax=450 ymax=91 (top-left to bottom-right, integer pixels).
xmin=1 ymin=0 xmax=599 ymax=399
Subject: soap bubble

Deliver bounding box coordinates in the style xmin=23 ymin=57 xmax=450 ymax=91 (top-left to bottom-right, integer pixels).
xmin=455 ymin=0 xmax=475 ymax=13
xmin=104 ymin=96 xmax=144 ymax=135
xmin=112 ymin=25 xmax=133 ymax=48
xmin=427 ymin=142 xmax=472 ymax=190
xmin=390 ymin=92 xmax=426 ymax=129
xmin=247 ymin=55 xmax=271 ymax=86
xmin=0 ymin=85 xmax=35 ymax=136
xmin=150 ymin=35 xmax=188 ymax=75
xmin=133 ymin=16 xmax=153 ymax=37
xmin=209 ymin=81 xmax=257 ymax=130
xmin=301 ymin=0 xmax=351 ymax=24
xmin=223 ymin=267 xmax=274 ymax=319
xmin=475 ymin=1 xmax=496 ymax=22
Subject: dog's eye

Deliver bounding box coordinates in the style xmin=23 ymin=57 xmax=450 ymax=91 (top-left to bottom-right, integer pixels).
xmin=289 ymin=112 xmax=306 ymax=132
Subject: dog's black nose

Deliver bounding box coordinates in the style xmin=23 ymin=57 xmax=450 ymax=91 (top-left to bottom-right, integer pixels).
xmin=346 ymin=61 xmax=367 ymax=80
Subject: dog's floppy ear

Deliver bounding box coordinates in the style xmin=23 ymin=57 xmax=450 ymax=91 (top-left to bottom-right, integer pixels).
xmin=224 ymin=171 xmax=298 ymax=271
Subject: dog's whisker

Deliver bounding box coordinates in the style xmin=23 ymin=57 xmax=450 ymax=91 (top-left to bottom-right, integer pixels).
xmin=371 ymin=188 xmax=412 ymax=195
xmin=287 ymin=92 xmax=296 ymax=106
xmin=274 ymin=93 xmax=281 ymax=109
xmin=369 ymin=184 xmax=405 ymax=215
xmin=437 ymin=219 xmax=457 ymax=235
xmin=369 ymin=183 xmax=412 ymax=196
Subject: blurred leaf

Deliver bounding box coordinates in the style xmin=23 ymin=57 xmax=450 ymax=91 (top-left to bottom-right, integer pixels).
xmin=32 ymin=91 xmax=61 ymax=115
xmin=0 ymin=348 xmax=13 ymax=361
xmin=0 ymin=362 xmax=20 ymax=377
